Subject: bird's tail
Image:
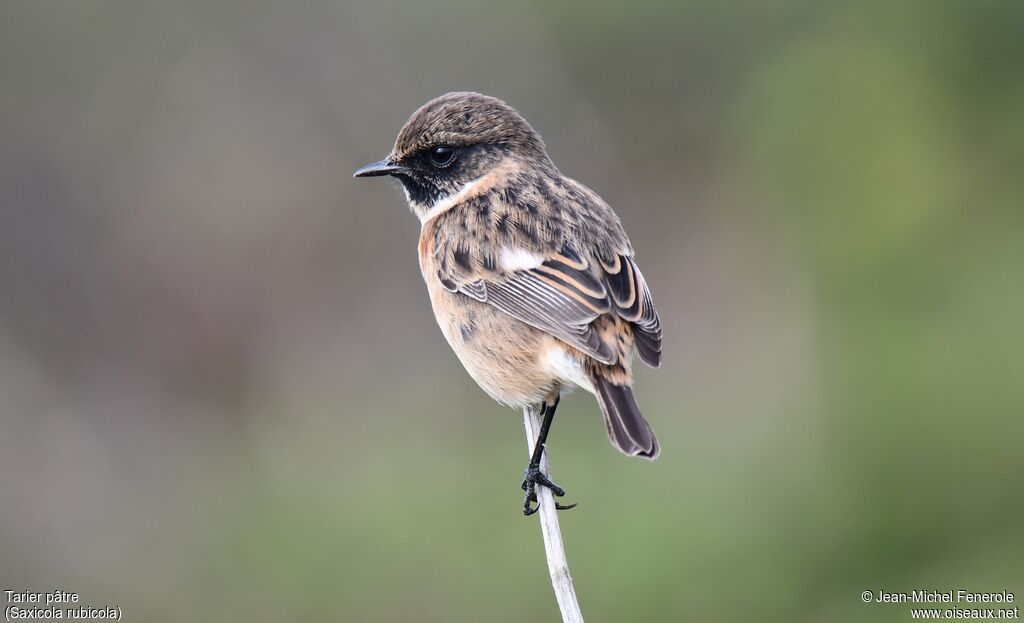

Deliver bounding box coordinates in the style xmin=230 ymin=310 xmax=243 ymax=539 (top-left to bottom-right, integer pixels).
xmin=590 ymin=373 xmax=660 ymax=460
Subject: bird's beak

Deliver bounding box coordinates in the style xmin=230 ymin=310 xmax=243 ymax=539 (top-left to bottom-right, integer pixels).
xmin=353 ymin=158 xmax=407 ymax=178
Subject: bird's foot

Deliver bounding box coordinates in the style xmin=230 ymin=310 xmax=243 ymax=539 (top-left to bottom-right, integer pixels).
xmin=521 ymin=461 xmax=577 ymax=516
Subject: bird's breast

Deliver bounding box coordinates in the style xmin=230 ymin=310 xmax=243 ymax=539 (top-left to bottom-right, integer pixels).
xmin=417 ymin=247 xmax=559 ymax=407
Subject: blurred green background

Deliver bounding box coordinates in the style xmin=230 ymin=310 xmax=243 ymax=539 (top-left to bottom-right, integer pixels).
xmin=1 ymin=1 xmax=1022 ymax=621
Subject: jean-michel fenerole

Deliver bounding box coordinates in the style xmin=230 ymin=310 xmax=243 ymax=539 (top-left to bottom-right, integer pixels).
xmin=873 ymin=590 xmax=1015 ymax=604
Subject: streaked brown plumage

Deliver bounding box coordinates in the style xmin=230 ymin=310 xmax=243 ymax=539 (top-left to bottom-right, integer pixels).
xmin=355 ymin=92 xmax=662 ymax=513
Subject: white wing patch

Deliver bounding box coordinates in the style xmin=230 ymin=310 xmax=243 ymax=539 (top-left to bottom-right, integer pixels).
xmin=499 ymin=246 xmax=545 ymax=271
xmin=418 ymin=177 xmax=482 ymax=225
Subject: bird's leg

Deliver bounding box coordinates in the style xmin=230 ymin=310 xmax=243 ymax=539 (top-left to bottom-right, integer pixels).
xmin=522 ymin=395 xmax=577 ymax=516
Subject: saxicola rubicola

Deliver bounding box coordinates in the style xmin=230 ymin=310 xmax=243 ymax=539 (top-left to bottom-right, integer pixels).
xmin=355 ymin=92 xmax=662 ymax=515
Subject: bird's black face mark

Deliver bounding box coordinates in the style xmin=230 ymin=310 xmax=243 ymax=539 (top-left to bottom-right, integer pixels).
xmin=390 ymin=143 xmax=507 ymax=209
xmin=394 ymin=171 xmax=443 ymax=207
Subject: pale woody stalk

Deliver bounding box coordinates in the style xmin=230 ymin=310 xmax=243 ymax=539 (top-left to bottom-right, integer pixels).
xmin=522 ymin=404 xmax=584 ymax=623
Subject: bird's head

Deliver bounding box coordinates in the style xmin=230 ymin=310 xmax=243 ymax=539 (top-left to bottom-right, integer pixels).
xmin=354 ymin=92 xmax=550 ymax=218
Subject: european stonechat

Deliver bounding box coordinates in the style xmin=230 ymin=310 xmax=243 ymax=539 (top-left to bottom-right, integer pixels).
xmin=355 ymin=92 xmax=662 ymax=515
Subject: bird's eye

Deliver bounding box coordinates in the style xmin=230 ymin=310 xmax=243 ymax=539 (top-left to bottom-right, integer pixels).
xmin=428 ymin=145 xmax=457 ymax=168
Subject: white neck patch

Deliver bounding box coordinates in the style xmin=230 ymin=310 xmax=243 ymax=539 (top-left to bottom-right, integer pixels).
xmin=417 ymin=177 xmax=483 ymax=225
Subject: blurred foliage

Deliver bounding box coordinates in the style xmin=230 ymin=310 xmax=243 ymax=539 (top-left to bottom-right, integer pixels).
xmin=1 ymin=1 xmax=1021 ymax=622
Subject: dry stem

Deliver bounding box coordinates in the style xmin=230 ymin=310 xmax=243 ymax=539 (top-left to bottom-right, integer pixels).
xmin=522 ymin=405 xmax=584 ymax=623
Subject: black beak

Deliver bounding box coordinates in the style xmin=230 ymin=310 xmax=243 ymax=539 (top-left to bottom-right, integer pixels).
xmin=353 ymin=158 xmax=407 ymax=178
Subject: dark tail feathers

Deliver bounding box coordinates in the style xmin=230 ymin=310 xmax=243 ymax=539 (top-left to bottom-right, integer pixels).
xmin=591 ymin=375 xmax=660 ymax=460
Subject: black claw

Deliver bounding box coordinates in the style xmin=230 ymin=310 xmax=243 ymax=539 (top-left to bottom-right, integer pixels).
xmin=523 ymin=487 xmax=539 ymax=515
xmin=521 ymin=397 xmax=577 ymax=515
xmin=521 ymin=462 xmax=576 ymax=515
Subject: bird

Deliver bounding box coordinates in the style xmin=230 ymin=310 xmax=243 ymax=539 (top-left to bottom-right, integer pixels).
xmin=354 ymin=92 xmax=662 ymax=515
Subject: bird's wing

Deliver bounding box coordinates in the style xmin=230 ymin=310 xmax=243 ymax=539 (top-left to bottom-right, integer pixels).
xmin=598 ymin=252 xmax=662 ymax=367
xmin=441 ymin=245 xmax=662 ymax=367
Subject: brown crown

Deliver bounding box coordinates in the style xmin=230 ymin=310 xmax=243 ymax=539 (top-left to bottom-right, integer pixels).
xmin=391 ymin=92 xmax=546 ymax=160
